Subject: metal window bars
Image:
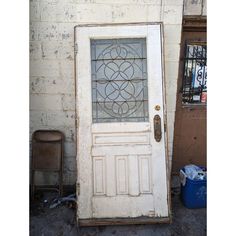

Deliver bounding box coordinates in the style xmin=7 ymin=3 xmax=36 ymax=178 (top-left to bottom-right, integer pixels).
xmin=182 ymin=42 xmax=207 ymax=104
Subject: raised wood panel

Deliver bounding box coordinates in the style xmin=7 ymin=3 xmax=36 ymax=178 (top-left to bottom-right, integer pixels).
xmin=92 ymin=122 xmax=151 ymax=133
xmin=139 ymin=155 xmax=152 ymax=193
xmin=92 ymin=145 xmax=152 ymax=156
xmin=93 ymin=157 xmax=105 ymax=195
xmin=92 ymin=195 xmax=155 ymax=218
xmin=93 ymin=133 xmax=149 ymax=145
xmin=105 ymin=155 xmax=116 ymax=196
xmin=116 ymin=156 xmax=128 ymax=195
xmin=128 ymin=155 xmax=140 ymax=196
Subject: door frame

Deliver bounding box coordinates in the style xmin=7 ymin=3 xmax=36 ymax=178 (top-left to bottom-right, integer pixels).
xmin=74 ymin=22 xmax=171 ymax=225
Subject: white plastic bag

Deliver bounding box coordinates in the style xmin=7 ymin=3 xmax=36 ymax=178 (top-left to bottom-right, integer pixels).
xmin=184 ymin=164 xmax=206 ymax=180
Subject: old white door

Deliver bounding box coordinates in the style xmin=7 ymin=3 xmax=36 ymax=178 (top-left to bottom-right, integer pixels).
xmin=75 ymin=23 xmax=170 ymax=225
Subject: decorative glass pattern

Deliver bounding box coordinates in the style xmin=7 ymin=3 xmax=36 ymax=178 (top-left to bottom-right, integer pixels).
xmin=182 ymin=42 xmax=207 ymax=104
xmin=91 ymin=38 xmax=149 ymax=123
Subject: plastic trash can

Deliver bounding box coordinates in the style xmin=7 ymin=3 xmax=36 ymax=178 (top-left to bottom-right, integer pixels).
xmin=180 ymin=167 xmax=207 ymax=208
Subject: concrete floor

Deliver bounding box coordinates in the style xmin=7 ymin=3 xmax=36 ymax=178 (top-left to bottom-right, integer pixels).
xmin=30 ymin=192 xmax=206 ymax=236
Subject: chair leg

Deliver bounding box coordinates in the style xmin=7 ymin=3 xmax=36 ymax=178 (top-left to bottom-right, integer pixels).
xmin=31 ymin=170 xmax=35 ymax=200
xmin=59 ymin=170 xmax=63 ymax=197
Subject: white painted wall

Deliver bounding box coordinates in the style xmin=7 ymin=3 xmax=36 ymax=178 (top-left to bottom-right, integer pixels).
xmin=184 ymin=0 xmax=207 ymax=16
xmin=30 ymin=0 xmax=206 ymax=185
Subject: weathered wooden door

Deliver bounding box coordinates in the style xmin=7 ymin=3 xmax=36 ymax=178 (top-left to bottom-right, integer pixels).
xmin=172 ymin=22 xmax=207 ymax=173
xmin=75 ymin=23 xmax=169 ymax=225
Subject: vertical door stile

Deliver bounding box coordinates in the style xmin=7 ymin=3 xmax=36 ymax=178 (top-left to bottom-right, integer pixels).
xmin=76 ymin=30 xmax=93 ymax=219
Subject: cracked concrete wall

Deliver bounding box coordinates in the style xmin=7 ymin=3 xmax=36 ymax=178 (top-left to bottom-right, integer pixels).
xmin=30 ymin=0 xmax=185 ymax=185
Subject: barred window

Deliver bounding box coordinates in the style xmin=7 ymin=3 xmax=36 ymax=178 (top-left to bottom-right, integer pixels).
xmin=182 ymin=42 xmax=207 ymax=104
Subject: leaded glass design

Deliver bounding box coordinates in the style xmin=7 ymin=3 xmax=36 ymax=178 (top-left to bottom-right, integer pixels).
xmin=91 ymin=38 xmax=149 ymax=123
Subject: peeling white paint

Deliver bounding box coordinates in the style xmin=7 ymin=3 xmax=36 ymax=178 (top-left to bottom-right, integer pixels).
xmin=30 ymin=0 xmax=206 ymax=186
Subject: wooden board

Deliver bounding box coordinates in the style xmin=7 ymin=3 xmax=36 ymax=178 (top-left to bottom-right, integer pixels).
xmin=78 ymin=216 xmax=171 ymax=227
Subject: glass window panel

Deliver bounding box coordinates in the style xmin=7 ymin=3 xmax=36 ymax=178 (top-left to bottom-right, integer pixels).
xmin=91 ymin=59 xmax=147 ymax=81
xmin=92 ymin=101 xmax=149 ymax=123
xmin=91 ymin=38 xmax=149 ymax=123
xmin=91 ymin=38 xmax=147 ymax=60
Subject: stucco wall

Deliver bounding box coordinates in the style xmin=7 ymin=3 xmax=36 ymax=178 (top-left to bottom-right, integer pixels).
xmin=30 ymin=0 xmax=187 ymax=185
xmin=184 ymin=0 xmax=207 ymax=16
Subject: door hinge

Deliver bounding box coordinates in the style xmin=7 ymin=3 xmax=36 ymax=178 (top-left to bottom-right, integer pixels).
xmin=164 ymin=120 xmax=167 ymax=132
xmin=75 ymin=43 xmax=78 ymax=55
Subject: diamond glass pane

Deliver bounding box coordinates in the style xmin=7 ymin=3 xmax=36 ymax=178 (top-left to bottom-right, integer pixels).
xmin=91 ymin=38 xmax=149 ymax=123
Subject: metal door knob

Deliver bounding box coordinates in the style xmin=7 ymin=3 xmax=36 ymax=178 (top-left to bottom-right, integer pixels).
xmin=155 ymin=105 xmax=161 ymax=111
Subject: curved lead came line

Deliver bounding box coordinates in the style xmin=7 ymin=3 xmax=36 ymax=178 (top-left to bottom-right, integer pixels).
xmin=110 ymin=71 xmax=121 ymax=81
xmin=119 ymin=60 xmax=135 ymax=79
xmin=104 ymin=62 xmax=118 ymax=80
xmin=119 ymin=81 xmax=136 ymax=100
xmin=117 ymin=70 xmax=129 ymax=81
xmin=133 ymin=60 xmax=144 ymax=72
xmin=126 ymin=101 xmax=144 ymax=118
xmin=104 ymin=82 xmax=120 ymax=99
xmin=115 ymin=45 xmax=121 ymax=57
xmin=97 ymin=101 xmax=117 ymax=118
xmin=95 ymin=43 xmax=114 ymax=60
xmin=123 ymin=43 xmax=144 ymax=59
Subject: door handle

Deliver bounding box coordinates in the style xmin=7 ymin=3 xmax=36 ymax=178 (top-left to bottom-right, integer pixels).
xmin=154 ymin=114 xmax=162 ymax=142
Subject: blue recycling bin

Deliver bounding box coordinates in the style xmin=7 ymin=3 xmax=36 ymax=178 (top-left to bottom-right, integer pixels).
xmin=180 ymin=167 xmax=207 ymax=209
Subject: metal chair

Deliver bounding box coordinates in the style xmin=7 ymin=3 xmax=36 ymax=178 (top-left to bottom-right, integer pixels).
xmin=31 ymin=130 xmax=64 ymax=199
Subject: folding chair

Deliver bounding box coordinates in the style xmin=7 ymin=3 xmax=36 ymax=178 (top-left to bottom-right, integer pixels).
xmin=31 ymin=130 xmax=64 ymax=199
